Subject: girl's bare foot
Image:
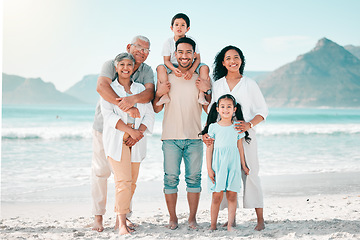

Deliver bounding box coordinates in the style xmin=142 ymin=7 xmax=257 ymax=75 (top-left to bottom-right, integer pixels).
xmin=188 ymin=219 xmax=198 ymax=229
xmin=92 ymin=215 xmax=104 ymax=232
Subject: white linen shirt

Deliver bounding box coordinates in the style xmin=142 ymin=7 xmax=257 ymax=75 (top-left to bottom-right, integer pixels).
xmin=100 ymin=81 xmax=155 ymax=162
xmin=210 ymin=76 xmax=268 ymax=129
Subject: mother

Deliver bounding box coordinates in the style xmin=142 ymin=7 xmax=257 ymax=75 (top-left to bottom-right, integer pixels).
xmin=100 ymin=53 xmax=155 ymax=235
xmin=204 ymin=45 xmax=268 ymax=231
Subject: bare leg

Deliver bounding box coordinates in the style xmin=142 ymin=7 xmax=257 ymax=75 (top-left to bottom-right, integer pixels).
xmin=165 ymin=193 xmax=178 ymax=230
xmin=156 ymin=65 xmax=171 ymax=106
xmin=254 ymin=208 xmax=265 ymax=231
xmin=187 ymin=192 xmax=200 ymax=229
xmin=197 ymin=65 xmax=210 ymax=105
xmin=226 ymin=191 xmax=237 ymax=231
xmin=118 ymin=214 xmax=131 ymax=235
xmin=210 ymin=192 xmax=223 ymax=230
xmin=92 ymin=215 xmax=104 ymax=232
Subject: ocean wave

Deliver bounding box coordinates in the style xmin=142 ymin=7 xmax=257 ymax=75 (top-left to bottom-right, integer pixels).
xmin=2 ymin=126 xmax=92 ymax=140
xmin=3 ymin=123 xmax=360 ymax=140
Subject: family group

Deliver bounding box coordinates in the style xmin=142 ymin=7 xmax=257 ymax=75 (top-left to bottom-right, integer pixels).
xmin=90 ymin=13 xmax=268 ymax=235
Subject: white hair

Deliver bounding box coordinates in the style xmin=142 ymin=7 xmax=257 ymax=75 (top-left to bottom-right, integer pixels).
xmin=131 ymin=35 xmax=151 ymax=48
xmin=114 ymin=52 xmax=135 ymax=67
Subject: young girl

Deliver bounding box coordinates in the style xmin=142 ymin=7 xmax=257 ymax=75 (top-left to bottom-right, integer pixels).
xmin=201 ymin=94 xmax=250 ymax=231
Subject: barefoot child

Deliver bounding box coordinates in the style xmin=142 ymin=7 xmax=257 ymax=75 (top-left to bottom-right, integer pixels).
xmin=201 ymin=94 xmax=250 ymax=231
xmin=156 ymin=13 xmax=210 ymax=106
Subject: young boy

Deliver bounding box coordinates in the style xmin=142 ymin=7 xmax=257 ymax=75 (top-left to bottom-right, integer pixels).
xmin=156 ymin=13 xmax=210 ymax=106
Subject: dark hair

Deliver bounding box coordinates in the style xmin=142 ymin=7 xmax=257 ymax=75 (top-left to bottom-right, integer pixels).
xmin=213 ymin=45 xmax=246 ymax=81
xmin=175 ymin=37 xmax=196 ymax=52
xmin=171 ymin=13 xmax=190 ymax=28
xmin=200 ymin=94 xmax=251 ymax=143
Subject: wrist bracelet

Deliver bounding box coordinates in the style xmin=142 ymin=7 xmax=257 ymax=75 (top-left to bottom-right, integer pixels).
xmin=249 ymin=121 xmax=254 ymax=128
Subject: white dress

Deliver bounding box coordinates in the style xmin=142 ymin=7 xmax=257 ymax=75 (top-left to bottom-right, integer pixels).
xmin=210 ymin=76 xmax=268 ymax=208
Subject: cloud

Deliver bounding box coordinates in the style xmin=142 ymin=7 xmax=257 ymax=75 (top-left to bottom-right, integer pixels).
xmin=262 ymin=36 xmax=314 ymax=53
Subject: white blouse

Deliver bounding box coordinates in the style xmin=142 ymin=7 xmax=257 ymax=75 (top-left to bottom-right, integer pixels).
xmin=210 ymin=76 xmax=268 ymax=128
xmin=100 ymin=81 xmax=155 ymax=162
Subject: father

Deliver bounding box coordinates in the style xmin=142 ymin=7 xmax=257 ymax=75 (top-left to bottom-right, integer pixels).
xmin=91 ymin=35 xmax=155 ymax=232
xmin=153 ymin=37 xmax=211 ymax=229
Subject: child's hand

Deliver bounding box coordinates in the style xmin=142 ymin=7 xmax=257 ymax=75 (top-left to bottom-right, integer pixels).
xmin=184 ymin=69 xmax=194 ymax=80
xmin=242 ymin=165 xmax=250 ymax=175
xmin=126 ymin=107 xmax=140 ymax=118
xmin=174 ymin=68 xmax=182 ymax=77
xmin=208 ymin=169 xmax=215 ymax=184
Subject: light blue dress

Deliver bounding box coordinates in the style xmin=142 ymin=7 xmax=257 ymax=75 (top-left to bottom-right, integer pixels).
xmin=208 ymin=123 xmax=245 ymax=193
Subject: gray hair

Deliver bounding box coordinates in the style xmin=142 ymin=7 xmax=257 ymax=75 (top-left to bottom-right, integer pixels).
xmin=131 ymin=35 xmax=151 ymax=48
xmin=114 ymin=52 xmax=135 ymax=67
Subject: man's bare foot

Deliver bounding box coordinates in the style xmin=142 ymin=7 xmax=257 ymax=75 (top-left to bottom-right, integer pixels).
xmin=114 ymin=215 xmax=119 ymax=230
xmin=188 ymin=219 xmax=198 ymax=229
xmin=254 ymin=220 xmax=265 ymax=231
xmin=210 ymin=225 xmax=217 ymax=231
xmin=222 ymin=221 xmax=236 ymax=227
xmin=166 ymin=219 xmax=178 ymax=230
xmin=92 ymin=215 xmax=104 ymax=232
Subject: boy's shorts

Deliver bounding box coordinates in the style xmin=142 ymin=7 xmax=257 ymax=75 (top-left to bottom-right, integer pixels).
xmin=160 ymin=63 xmax=206 ymax=74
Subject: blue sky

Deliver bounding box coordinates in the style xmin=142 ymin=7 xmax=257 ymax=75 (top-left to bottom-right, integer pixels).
xmin=2 ymin=0 xmax=360 ymax=91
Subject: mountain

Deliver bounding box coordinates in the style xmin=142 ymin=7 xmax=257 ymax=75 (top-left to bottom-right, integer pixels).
xmin=65 ymin=74 xmax=99 ymax=105
xmin=344 ymin=45 xmax=360 ymax=60
xmin=2 ymin=73 xmax=84 ymax=105
xmin=259 ymin=38 xmax=360 ymax=108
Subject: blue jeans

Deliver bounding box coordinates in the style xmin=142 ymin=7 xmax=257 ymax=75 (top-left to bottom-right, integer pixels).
xmin=162 ymin=139 xmax=203 ymax=194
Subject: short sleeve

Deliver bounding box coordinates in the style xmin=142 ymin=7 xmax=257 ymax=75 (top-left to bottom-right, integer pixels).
xmin=237 ymin=131 xmax=245 ymax=140
xmin=208 ymin=123 xmax=215 ymax=139
xmin=99 ymin=60 xmax=116 ymax=80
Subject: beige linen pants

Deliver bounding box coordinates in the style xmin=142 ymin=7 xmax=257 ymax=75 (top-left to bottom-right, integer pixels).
xmin=91 ymin=129 xmax=112 ymax=215
xmin=220 ymin=128 xmax=263 ymax=209
xmin=108 ymin=143 xmax=140 ymax=215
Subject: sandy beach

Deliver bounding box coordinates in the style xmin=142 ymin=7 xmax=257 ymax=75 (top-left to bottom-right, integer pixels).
xmin=1 ymin=172 xmax=359 ymax=239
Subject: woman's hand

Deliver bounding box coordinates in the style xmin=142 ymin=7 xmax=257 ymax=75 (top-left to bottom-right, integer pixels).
xmin=242 ymin=165 xmax=250 ymax=175
xmin=234 ymin=121 xmax=251 ymax=134
xmin=202 ymin=133 xmax=214 ymax=147
xmin=129 ymin=129 xmax=144 ymax=142
xmin=208 ymin=168 xmax=215 ymax=184
xmin=125 ymin=136 xmax=137 ymax=147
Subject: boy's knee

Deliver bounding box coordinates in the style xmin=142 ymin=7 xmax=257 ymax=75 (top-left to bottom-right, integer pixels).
xmin=199 ymin=64 xmax=209 ymax=73
xmin=156 ymin=64 xmax=167 ymax=73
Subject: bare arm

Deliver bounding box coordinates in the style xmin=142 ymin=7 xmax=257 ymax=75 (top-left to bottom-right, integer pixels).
xmin=96 ymin=76 xmax=119 ymax=105
xmin=237 ymin=139 xmax=249 ymax=175
xmin=117 ymin=83 xmax=155 ymax=111
xmin=152 ymin=79 xmax=170 ymax=113
xmin=206 ymin=144 xmax=215 ymax=184
xmin=235 ymin=115 xmax=265 ymax=134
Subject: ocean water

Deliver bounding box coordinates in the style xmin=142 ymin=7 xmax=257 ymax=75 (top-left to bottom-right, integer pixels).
xmin=2 ymin=105 xmax=360 ymax=202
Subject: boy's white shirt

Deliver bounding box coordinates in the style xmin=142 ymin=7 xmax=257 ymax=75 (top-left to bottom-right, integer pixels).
xmin=100 ymin=80 xmax=155 ymax=162
xmin=161 ymin=35 xmax=200 ymax=65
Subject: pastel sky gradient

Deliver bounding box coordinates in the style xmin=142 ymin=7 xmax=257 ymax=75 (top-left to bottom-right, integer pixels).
xmin=2 ymin=0 xmax=360 ymax=91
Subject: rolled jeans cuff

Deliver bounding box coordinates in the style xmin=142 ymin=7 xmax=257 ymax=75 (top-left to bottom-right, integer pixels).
xmin=163 ymin=188 xmax=178 ymax=194
xmin=186 ymin=187 xmax=201 ymax=193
